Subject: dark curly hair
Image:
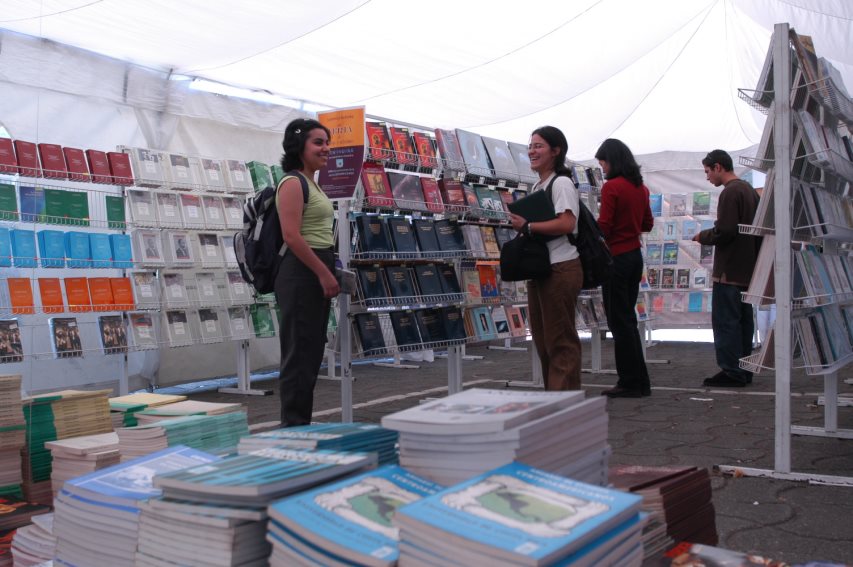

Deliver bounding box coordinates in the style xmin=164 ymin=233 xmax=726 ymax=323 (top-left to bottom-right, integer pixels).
xmin=594 ymin=138 xmax=643 ymax=187
xmin=530 ymin=126 xmax=571 ymax=176
xmin=280 ymin=118 xmax=331 ymax=172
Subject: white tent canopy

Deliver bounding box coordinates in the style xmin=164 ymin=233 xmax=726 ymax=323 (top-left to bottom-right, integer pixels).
xmin=1 ymin=0 xmax=851 ymax=159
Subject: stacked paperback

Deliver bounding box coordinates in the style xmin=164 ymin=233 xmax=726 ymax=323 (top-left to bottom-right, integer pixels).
xmin=108 ymin=392 xmax=188 ymax=428
xmin=132 ymin=399 xmax=244 ymax=425
xmin=238 ymin=422 xmax=399 ymax=466
xmin=9 ymin=512 xmax=55 ymax=567
xmin=116 ymin=411 xmax=249 ymax=460
xmin=45 ymin=431 xmax=120 ymax=495
xmin=394 ymin=462 xmax=645 ymax=566
xmin=267 ymin=464 xmax=443 ymax=567
xmin=381 ymin=389 xmax=610 ymax=486
xmin=52 ymin=445 xmax=220 ymax=567
xmin=0 ymin=375 xmax=25 ymax=497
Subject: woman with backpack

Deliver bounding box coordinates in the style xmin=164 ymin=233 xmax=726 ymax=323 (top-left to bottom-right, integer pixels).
xmin=507 ymin=126 xmax=584 ymax=390
xmin=275 ymin=118 xmax=340 ymax=426
xmin=594 ymin=138 xmax=654 ymax=398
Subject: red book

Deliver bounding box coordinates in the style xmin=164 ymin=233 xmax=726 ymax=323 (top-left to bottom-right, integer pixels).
xmin=365 ymin=122 xmax=394 ymax=161
xmin=13 ymin=140 xmax=40 ymax=178
xmin=359 ymin=162 xmax=394 ymax=208
xmin=110 ymin=277 xmax=134 ymax=311
xmin=86 ymin=149 xmax=113 ymax=183
xmin=88 ymin=277 xmax=115 ymax=311
xmin=37 ymin=277 xmax=65 ymax=314
xmin=7 ymin=278 xmax=35 ymax=315
xmin=419 ymin=177 xmax=445 ymax=213
xmin=412 ymin=132 xmax=438 ymax=168
xmin=0 ymin=138 xmax=17 ymax=174
xmin=438 ymin=179 xmax=466 ymax=210
xmin=107 ymin=152 xmax=134 ymax=186
xmin=389 ymin=127 xmax=417 ymax=165
xmin=64 ymin=277 xmax=92 ymax=312
xmin=37 ymin=143 xmax=68 ymax=179
xmin=62 ymin=147 xmax=90 ymax=181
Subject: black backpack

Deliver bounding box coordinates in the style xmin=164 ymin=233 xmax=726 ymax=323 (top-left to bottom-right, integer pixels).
xmin=546 ymin=175 xmax=613 ymax=290
xmin=234 ymin=171 xmax=309 ymax=295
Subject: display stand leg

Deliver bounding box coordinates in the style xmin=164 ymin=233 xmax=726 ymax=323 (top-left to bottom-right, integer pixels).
xmin=507 ymin=341 xmax=544 ymax=388
xmin=460 ymin=344 xmax=483 ymax=360
xmin=583 ymin=325 xmax=615 ymax=375
xmin=318 ymin=348 xmax=341 ymax=382
xmin=447 ymin=345 xmax=463 ymax=395
xmin=337 ymin=200 xmax=354 ymax=423
xmin=793 ymin=372 xmax=853 ymax=439
xmin=219 ymin=339 xmax=272 ymax=396
xmin=639 ymin=321 xmax=669 ymax=365
xmin=488 ymin=338 xmax=526 ymax=352
xmin=118 ymin=353 xmax=129 ymax=395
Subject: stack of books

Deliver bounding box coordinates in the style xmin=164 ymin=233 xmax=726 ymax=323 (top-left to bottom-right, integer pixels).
xmin=9 ymin=511 xmax=55 ymax=566
xmin=266 ymin=464 xmax=443 ymax=566
xmin=132 ymin=400 xmax=244 ymax=425
xmin=0 ymin=375 xmax=25 ymax=498
xmin=395 ymin=462 xmax=645 ymax=566
xmin=136 ymin=448 xmax=377 ymax=566
xmin=116 ymin=412 xmax=249 ymax=460
xmin=108 ymin=392 xmax=187 ymax=428
xmin=609 ymin=464 xmax=718 ymax=550
xmin=381 ymin=389 xmax=610 ymax=486
xmin=52 ymin=445 xmax=220 ymax=567
xmin=45 ymin=431 xmax=120 ymax=495
xmin=237 ymin=422 xmax=399 ymax=466
xmin=0 ymin=496 xmax=50 ymax=532
xmin=21 ymin=389 xmax=113 ymax=504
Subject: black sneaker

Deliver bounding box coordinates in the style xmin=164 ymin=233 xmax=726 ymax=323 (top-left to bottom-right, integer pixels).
xmin=703 ymin=372 xmax=747 ymax=388
xmin=602 ymin=387 xmax=643 ymax=398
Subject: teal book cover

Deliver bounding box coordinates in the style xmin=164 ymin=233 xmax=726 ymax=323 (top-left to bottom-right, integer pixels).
xmin=110 ymin=234 xmax=133 ymax=268
xmin=89 ymin=233 xmax=113 ymax=268
xmin=0 ymin=227 xmax=10 ymax=267
xmin=11 ymin=229 xmax=37 ymax=268
xmin=64 ymin=231 xmax=92 ymax=268
xmin=37 ymin=229 xmax=65 ymax=268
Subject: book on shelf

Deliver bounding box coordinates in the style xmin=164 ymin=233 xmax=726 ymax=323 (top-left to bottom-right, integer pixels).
xmin=37 ymin=277 xmax=65 ymax=314
xmin=106 ymin=151 xmax=133 ymax=185
xmin=50 ymin=317 xmax=83 ymax=358
xmin=167 ymin=153 xmax=198 ymax=190
xmin=89 ymin=233 xmax=112 ymax=268
xmin=133 ymin=230 xmax=165 ymax=267
xmin=676 ymin=269 xmax=690 ymax=290
xmin=129 ymin=312 xmax=158 ymax=349
xmin=164 ymin=231 xmax=194 ymax=267
xmin=439 ymin=306 xmax=467 ymax=342
xmin=389 ymin=310 xmax=422 ymax=348
xmin=473 ymin=184 xmax=504 ymax=219
xmin=226 ymin=306 xmax=253 ymax=340
xmin=130 ymin=272 xmax=160 ymax=310
xmin=45 ymin=188 xmax=90 ymax=226
xmin=197 ymin=308 xmax=224 ymax=344
xmin=662 ymin=242 xmax=679 ymax=265
xmin=37 ymin=230 xmax=65 ymax=268
xmin=246 ymin=161 xmax=273 ymax=191
xmin=98 ymin=315 xmax=128 ymax=354
xmin=461 ymin=268 xmax=481 ymax=301
xmin=38 ymin=143 xmax=67 ymax=178
xmin=497 ymin=189 xmax=515 ymax=213
xmin=481 ymin=137 xmax=518 ymax=181
xmin=454 ymin=129 xmax=493 ymax=179
xmin=127 ymin=190 xmax=157 ymax=226
xmin=11 ymin=229 xmax=37 ymax=268
xmin=387 ymin=172 xmax=428 ymax=211
xmin=413 ymin=264 xmax=445 ymax=300
xmin=411 ymin=218 xmax=441 ymax=256
xmin=437 ymin=179 xmax=466 ymax=210
xmin=199 ymin=158 xmax=227 ymax=191
xmin=680 ymin=219 xmax=699 ymax=241
xmin=125 ymin=148 xmax=165 ymax=188
xmin=6 ymin=278 xmax=35 ymax=315
xmin=647 ymin=267 xmax=660 ymax=289
xmin=161 ymin=272 xmax=190 ymax=309
xmin=270 ymin=163 xmax=285 ymax=185
xmin=109 ymin=277 xmax=134 ymax=311
xmin=461 ymin=224 xmax=485 ymax=256
xmin=662 ymin=219 xmax=679 ymax=241
xmin=649 ymin=193 xmax=663 ymax=217
xmin=164 ymin=310 xmax=193 ymax=347
xmin=389 ymin=126 xmax=418 ymax=165
xmin=359 ymin=161 xmax=394 ymax=208
xmin=386 ymin=216 xmax=419 ymax=257
xmin=462 ymin=184 xmax=481 ymax=216
xmin=491 ymin=305 xmax=510 ymax=337
xmin=470 ymin=305 xmax=497 ymax=341
xmin=64 ymin=231 xmax=92 ymax=268
xmin=194 ymin=272 xmax=222 ymax=307
xmin=414 ymin=308 xmax=447 ymax=344
xmin=355 ymin=214 xmax=393 ymax=256
xmin=0 ymin=227 xmax=9 ymax=268
xmin=63 ymin=277 xmax=92 ymax=313
xmin=661 ymin=268 xmax=675 ymax=289
xmin=645 ymin=243 xmax=662 ymax=265
xmin=433 ymin=219 xmax=466 ymax=252
xmin=419 ymin=176 xmax=445 ymax=213
xmin=0 ymin=319 xmax=23 ymax=363
xmin=365 ymin=122 xmax=394 ymax=162
xmin=667 ymin=193 xmax=688 ymax=216
xmin=434 ymin=128 xmax=465 ymax=173
xmin=412 ymin=131 xmax=438 ymax=169
xmin=196 ymin=233 xmax=224 ymax=268
xmin=670 ymin=292 xmax=686 ymax=312
xmin=19 ymin=185 xmax=46 ymax=223
xmin=221 ymin=196 xmax=244 ymax=229
xmin=507 ymin=141 xmax=538 ymax=186
xmin=691 ymin=192 xmax=711 ymax=216
xmin=109 ymin=233 xmax=133 ymax=269
xmin=354 ymin=312 xmax=387 ymax=355
xmin=687 ymin=292 xmax=704 ymax=313
xmin=13 ymin=140 xmax=40 ymax=177
xmin=225 ymin=271 xmax=253 ymax=304
xmin=224 ymin=159 xmax=254 ymax=193
xmin=84 ymin=149 xmax=112 ymax=183
xmin=251 ymin=304 xmax=276 ymax=338
xmin=505 ymin=306 xmax=526 ymax=337
xmin=0 ymin=138 xmax=18 ymax=174
xmin=477 ymin=262 xmax=500 ymax=299
xmin=88 ymin=277 xmax=115 ymax=311
xmin=356 ymin=265 xmax=388 ymax=307
xmin=480 ymin=226 xmax=500 ymax=257
xmin=699 ymin=244 xmax=713 ymax=266
xmin=178 ymin=193 xmax=204 ymax=229
xmin=0 ymin=183 xmax=18 ymax=221
xmin=200 ymin=195 xmax=226 ymax=229
xmin=384 ymin=266 xmax=416 ymax=303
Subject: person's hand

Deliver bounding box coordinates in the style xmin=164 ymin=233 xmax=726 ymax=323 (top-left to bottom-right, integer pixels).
xmin=692 ymin=233 xmax=701 ymax=243
xmin=509 ymin=213 xmax=527 ymax=232
xmin=320 ymin=270 xmax=341 ymax=298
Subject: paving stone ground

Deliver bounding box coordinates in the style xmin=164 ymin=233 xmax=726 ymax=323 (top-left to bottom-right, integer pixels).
xmin=187 ymin=339 xmax=853 ymax=565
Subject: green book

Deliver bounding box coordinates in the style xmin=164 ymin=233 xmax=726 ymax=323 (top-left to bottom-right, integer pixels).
xmin=105 ymin=195 xmax=126 ymax=229
xmin=246 ymin=161 xmax=273 ymax=191
xmin=0 ymin=183 xmax=18 ymax=221
xmin=251 ymin=304 xmax=276 ymax=338
xmin=270 ymin=164 xmax=285 ymax=186
xmin=66 ymin=190 xmax=90 ymax=226
xmin=43 ymin=188 xmax=67 ymax=225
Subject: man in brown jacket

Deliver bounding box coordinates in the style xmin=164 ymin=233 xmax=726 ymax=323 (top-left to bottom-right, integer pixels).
xmin=693 ymin=150 xmax=761 ymax=387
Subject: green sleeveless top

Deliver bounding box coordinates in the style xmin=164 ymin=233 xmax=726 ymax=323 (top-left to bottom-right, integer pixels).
xmin=276 ymin=174 xmax=334 ymax=249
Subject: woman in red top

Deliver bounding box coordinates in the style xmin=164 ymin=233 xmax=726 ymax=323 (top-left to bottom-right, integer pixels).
xmin=595 ymin=139 xmax=654 ymax=398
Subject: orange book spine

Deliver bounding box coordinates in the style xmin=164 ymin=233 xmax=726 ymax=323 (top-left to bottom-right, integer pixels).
xmin=109 ymin=277 xmax=135 ymax=311
xmin=37 ymin=277 xmax=65 ymax=314
xmin=63 ymin=277 xmax=92 ymax=313
xmin=7 ymin=278 xmax=35 ymax=315
xmin=88 ymin=277 xmax=115 ymax=311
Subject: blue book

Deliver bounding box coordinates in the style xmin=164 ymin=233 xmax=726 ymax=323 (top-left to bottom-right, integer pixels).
xmin=700 ymin=219 xmax=714 ymax=232
xmin=268 ymin=465 xmax=443 ymax=566
xmin=37 ymin=229 xmax=66 ymax=268
xmin=662 ymin=242 xmax=679 ymax=265
xmin=645 ymin=243 xmax=662 ymax=265
xmin=19 ymin=185 xmax=46 ymax=223
xmin=394 ymin=462 xmax=642 ymax=566
xmin=471 ymin=305 xmax=497 ymax=340
xmin=64 ymin=231 xmax=92 ymax=268
xmin=62 ymin=445 xmax=220 ymax=509
xmin=239 ymin=423 xmax=398 ymax=465
xmin=0 ymin=227 xmax=11 ymax=267
xmin=681 ymin=219 xmax=699 ymax=240
xmin=89 ymin=233 xmax=113 ymax=268
xmin=110 ymin=233 xmax=134 ymax=268
xmin=649 ymin=193 xmax=663 ymax=217
xmin=10 ymin=229 xmax=37 ymax=267
xmin=688 ymin=292 xmax=704 ymax=313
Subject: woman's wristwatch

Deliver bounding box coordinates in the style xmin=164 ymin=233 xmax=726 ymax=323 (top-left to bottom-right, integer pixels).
xmin=523 ymin=222 xmax=532 ymax=236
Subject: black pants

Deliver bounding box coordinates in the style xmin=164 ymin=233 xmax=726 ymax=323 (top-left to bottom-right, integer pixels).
xmin=601 ymin=248 xmax=650 ymax=393
xmin=274 ymin=248 xmax=334 ymax=426
xmin=711 ymin=281 xmax=754 ymax=383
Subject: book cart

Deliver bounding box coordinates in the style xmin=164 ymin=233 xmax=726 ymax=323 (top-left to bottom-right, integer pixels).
xmin=718 ymin=23 xmax=853 ymax=484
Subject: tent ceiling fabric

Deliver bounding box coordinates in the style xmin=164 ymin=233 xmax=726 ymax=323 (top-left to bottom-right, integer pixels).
xmin=1 ymin=0 xmax=851 ymax=159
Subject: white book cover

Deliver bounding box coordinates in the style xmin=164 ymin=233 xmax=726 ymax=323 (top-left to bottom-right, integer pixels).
xmin=201 ymin=195 xmax=227 ymax=230
xmin=222 ymin=196 xmax=244 ymax=229
xmin=127 ymin=148 xmax=166 ymax=188
xmin=381 ymin=388 xmax=585 ymax=435
xmin=197 ymin=308 xmax=224 ymax=344
xmin=129 ymin=312 xmax=159 ymax=350
xmin=199 ymin=158 xmax=227 ymax=192
xmin=220 ymin=235 xmax=238 ymax=268
xmin=131 ymin=272 xmax=161 ymax=309
xmin=197 ymin=233 xmax=225 ymax=268
xmin=154 ymin=191 xmax=183 ymax=228
xmin=226 ymin=306 xmax=253 ymax=340
xmin=225 ymin=271 xmax=253 ymax=304
xmin=224 ymin=160 xmax=254 ymax=193
xmin=167 ymin=153 xmax=199 ymax=190
xmin=194 ymin=272 xmax=222 ymax=307
xmin=164 ymin=230 xmax=195 ymax=268
xmin=178 ymin=193 xmax=205 ymax=229
xmin=133 ymin=229 xmax=165 ymax=267
xmin=161 ymin=272 xmax=190 ymax=309
xmin=490 ymin=305 xmax=510 ymax=338
xmin=164 ymin=310 xmax=194 ymax=347
xmin=127 ymin=190 xmax=157 ymax=226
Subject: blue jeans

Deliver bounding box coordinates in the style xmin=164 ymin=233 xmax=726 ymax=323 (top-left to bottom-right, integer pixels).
xmin=711 ymin=281 xmax=754 ymax=383
xmin=601 ymin=248 xmax=650 ymax=393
